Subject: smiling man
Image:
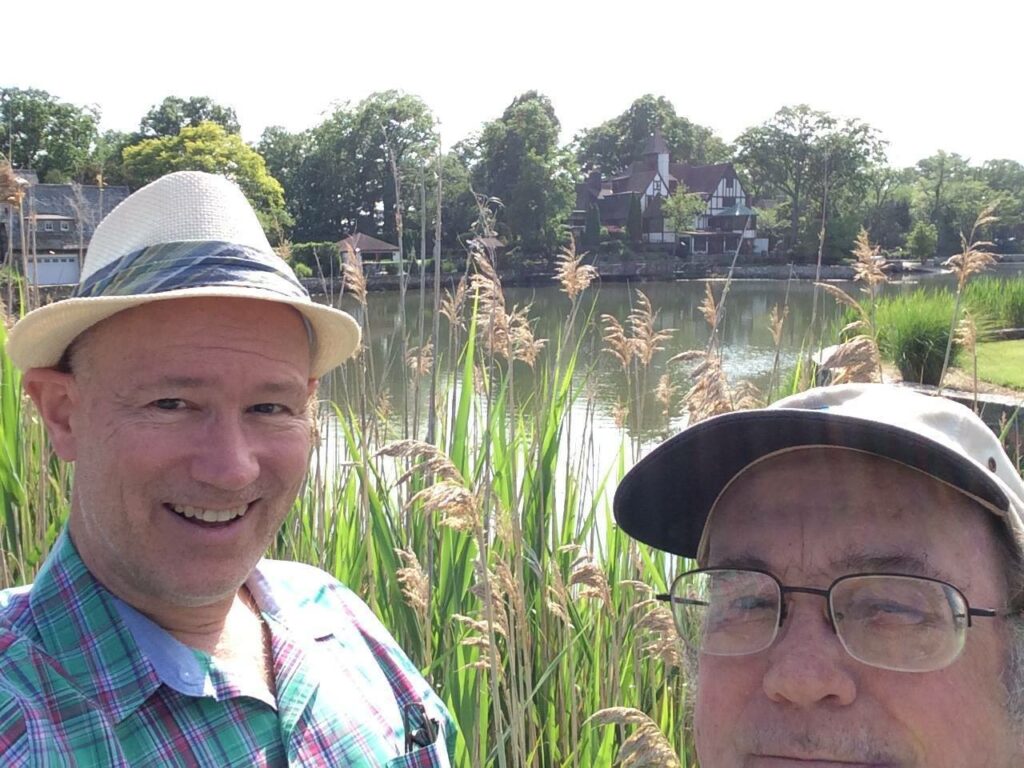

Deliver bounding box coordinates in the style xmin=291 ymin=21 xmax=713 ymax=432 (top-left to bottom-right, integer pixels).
xmin=0 ymin=172 xmax=455 ymax=766
xmin=614 ymin=384 xmax=1024 ymax=767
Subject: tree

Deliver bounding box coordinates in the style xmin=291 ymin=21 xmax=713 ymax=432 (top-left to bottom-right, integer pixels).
xmin=907 ymin=220 xmax=938 ymax=262
xmin=139 ymin=96 xmax=241 ymax=138
xmin=0 ymin=87 xmax=100 ymax=182
xmin=121 ymin=122 xmax=289 ymax=235
xmin=280 ymin=91 xmax=438 ymax=244
xmin=911 ymin=152 xmax=994 ymax=257
xmin=574 ymin=94 xmax=729 ymax=175
xmin=473 ymin=91 xmax=575 ymax=255
xmin=735 ymin=105 xmax=886 ymax=258
xmin=626 ymin=194 xmax=642 ymax=245
xmin=661 ymin=183 xmax=706 ymax=236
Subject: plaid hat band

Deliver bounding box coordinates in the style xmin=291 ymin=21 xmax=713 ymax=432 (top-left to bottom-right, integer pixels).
xmin=76 ymin=241 xmax=309 ymax=301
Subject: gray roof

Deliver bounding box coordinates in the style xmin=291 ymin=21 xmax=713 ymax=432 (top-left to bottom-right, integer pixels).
xmin=670 ymin=163 xmax=734 ymax=196
xmin=338 ymin=232 xmax=400 ymax=253
xmin=4 ymin=183 xmax=131 ymax=252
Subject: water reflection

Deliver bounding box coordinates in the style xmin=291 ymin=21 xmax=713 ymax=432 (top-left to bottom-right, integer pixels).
xmin=323 ymin=266 xmax=1023 ymax=446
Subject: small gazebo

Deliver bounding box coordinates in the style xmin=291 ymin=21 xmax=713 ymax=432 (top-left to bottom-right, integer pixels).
xmin=338 ymin=232 xmax=400 ymax=273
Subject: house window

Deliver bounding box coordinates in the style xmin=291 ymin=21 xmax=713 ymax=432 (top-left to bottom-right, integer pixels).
xmin=44 ymin=222 xmax=54 ymax=232
xmin=60 ymin=221 xmax=70 ymax=231
xmin=723 ymin=196 xmax=736 ymax=208
xmin=652 ymin=179 xmax=662 ymax=196
xmin=724 ymin=177 xmax=734 ymax=191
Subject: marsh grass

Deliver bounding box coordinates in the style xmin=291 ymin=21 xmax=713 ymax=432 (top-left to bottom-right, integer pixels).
xmin=3 ymin=205 xmax=1021 ymax=767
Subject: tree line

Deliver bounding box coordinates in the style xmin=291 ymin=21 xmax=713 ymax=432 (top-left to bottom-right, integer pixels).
xmin=3 ymin=86 xmax=1022 ymax=264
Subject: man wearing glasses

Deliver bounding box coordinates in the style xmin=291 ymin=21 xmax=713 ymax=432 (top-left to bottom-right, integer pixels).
xmin=615 ymin=383 xmax=1024 ymax=767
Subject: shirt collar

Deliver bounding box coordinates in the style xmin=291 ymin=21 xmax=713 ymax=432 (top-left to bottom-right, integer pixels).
xmin=28 ymin=528 xmax=161 ymax=724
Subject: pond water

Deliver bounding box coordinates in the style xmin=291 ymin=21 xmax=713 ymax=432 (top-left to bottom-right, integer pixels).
xmin=316 ymin=264 xmax=1023 ymax=496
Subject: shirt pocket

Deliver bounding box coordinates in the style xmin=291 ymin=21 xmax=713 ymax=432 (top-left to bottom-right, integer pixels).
xmin=385 ymin=737 xmax=451 ymax=768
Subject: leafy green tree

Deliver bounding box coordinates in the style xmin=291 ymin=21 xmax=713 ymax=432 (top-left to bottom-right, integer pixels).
xmin=574 ymin=94 xmax=729 ymax=175
xmin=735 ymin=104 xmax=886 ymax=258
xmin=907 ymin=220 xmax=938 ymax=262
xmin=0 ymin=87 xmax=100 ymax=182
xmin=910 ymin=152 xmax=995 ymax=257
xmin=280 ymin=91 xmax=437 ymax=244
xmin=139 ymin=96 xmax=241 ymax=138
xmin=661 ymin=182 xmax=705 ymax=234
xmin=121 ymin=122 xmax=290 ymax=235
xmin=474 ymin=91 xmax=575 ymax=255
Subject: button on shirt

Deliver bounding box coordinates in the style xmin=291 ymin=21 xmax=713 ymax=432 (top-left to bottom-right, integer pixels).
xmin=0 ymin=529 xmax=456 ymax=766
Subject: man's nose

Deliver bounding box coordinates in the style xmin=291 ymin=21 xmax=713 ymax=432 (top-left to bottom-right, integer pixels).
xmin=761 ymin=597 xmax=857 ymax=708
xmin=190 ymin=414 xmax=260 ymax=490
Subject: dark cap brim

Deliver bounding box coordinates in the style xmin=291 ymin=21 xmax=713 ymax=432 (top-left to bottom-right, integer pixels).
xmin=613 ymin=409 xmax=1011 ymax=558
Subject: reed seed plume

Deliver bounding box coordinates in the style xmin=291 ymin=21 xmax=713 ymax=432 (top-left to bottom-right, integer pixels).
xmin=394 ymin=547 xmax=429 ymax=624
xmin=409 ymin=480 xmax=480 ymax=533
xmin=508 ymin=304 xmax=546 ymax=368
xmin=0 ymin=161 xmax=22 ymax=203
xmin=699 ymin=281 xmax=719 ymax=329
xmin=654 ymin=374 xmax=677 ymax=418
xmin=634 ymin=599 xmax=684 ymax=670
xmin=554 ymin=234 xmax=598 ymax=301
xmin=375 ymin=389 xmax=393 ymax=424
xmin=768 ymin=303 xmax=789 ymax=347
xmin=679 ymin=355 xmax=734 ymax=423
xmin=377 ymin=439 xmax=464 ymax=484
xmin=628 ymin=290 xmax=673 ymax=368
xmin=585 ymin=708 xmax=682 ymax=768
xmin=601 ymin=314 xmax=633 ymax=370
xmin=818 ymin=335 xmax=882 ymax=384
xmin=945 ymin=204 xmax=999 ymax=292
xmin=377 ymin=441 xmax=479 ymax=531
xmin=612 ymin=400 xmax=629 ymax=429
xmin=852 ymin=227 xmax=887 ymax=298
xmin=440 ymin=277 xmax=468 ymax=329
xmin=453 ymin=613 xmax=504 ymax=672
xmin=569 ymin=556 xmax=612 ymax=606
xmin=406 ymin=340 xmax=434 ymax=377
xmin=546 ymin=568 xmax=573 ymax=629
xmin=341 ymin=243 xmax=367 ymax=308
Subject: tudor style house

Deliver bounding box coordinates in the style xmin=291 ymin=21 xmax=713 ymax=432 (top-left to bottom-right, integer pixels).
xmin=573 ymin=128 xmax=769 ymax=256
xmin=1 ymin=171 xmax=130 ymax=285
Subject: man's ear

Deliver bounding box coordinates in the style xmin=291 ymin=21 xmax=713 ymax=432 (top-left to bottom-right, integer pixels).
xmin=22 ymin=368 xmax=80 ymax=461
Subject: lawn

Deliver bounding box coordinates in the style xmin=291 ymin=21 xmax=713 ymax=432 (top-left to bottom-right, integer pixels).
xmin=964 ymin=339 xmax=1024 ymax=390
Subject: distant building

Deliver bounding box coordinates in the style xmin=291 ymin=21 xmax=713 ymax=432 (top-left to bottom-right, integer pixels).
xmin=337 ymin=232 xmax=402 ymax=276
xmin=572 ymin=128 xmax=769 ymax=256
xmin=1 ymin=171 xmax=131 ymax=285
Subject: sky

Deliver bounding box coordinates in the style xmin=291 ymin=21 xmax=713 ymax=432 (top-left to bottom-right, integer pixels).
xmin=7 ymin=0 xmax=1023 ymax=169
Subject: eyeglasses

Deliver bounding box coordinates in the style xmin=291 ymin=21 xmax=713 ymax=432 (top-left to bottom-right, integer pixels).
xmin=657 ymin=568 xmax=1000 ymax=673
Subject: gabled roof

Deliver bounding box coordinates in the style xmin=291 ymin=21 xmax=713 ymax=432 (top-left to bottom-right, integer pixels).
xmin=6 ymin=183 xmax=131 ymax=247
xmin=611 ymin=169 xmax=658 ymax=196
xmin=641 ymin=127 xmax=669 ymax=156
xmin=670 ymin=163 xmax=734 ymax=196
xmin=338 ymin=232 xmax=400 ymax=253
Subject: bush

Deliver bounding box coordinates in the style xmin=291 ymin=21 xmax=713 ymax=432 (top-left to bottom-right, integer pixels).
xmin=965 ymin=276 xmax=1024 ymax=329
xmin=872 ymin=289 xmax=957 ymax=385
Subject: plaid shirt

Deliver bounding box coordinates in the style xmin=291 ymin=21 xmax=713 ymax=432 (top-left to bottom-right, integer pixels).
xmin=0 ymin=529 xmax=455 ymax=767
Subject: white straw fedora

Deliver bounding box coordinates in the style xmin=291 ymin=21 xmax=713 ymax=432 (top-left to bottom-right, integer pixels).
xmin=6 ymin=171 xmax=360 ymax=377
